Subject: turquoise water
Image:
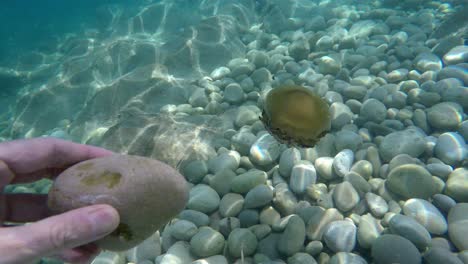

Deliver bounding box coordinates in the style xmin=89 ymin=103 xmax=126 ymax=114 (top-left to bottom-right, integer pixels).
xmin=0 ymin=0 xmax=467 ymax=263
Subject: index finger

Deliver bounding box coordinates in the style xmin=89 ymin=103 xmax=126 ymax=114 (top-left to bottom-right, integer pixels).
xmin=0 ymin=137 xmax=114 ymax=184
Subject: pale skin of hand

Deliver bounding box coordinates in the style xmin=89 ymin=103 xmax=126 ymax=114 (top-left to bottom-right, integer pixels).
xmin=0 ymin=137 xmax=120 ymax=264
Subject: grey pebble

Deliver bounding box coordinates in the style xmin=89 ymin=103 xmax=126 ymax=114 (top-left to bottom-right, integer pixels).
xmin=388 ymin=214 xmax=431 ymax=250
xmin=228 ymin=228 xmax=258 ymax=257
xmin=273 ymin=183 xmax=298 ymax=216
xmin=427 ymin=102 xmax=463 ymax=130
xmin=333 ymin=149 xmax=354 ymax=177
xmin=432 ymin=194 xmax=456 ymax=214
xmin=278 ymin=148 xmax=301 ymax=177
xmin=386 ymin=164 xmax=436 ymax=199
xmin=360 ymin=99 xmax=387 ymax=123
xmin=290 ymin=162 xmax=317 ymax=195
xmin=423 ymin=247 xmax=464 ymax=264
xmin=190 ymin=227 xmax=225 ymax=257
xmin=160 ymin=241 xmax=195 ymax=264
xmin=219 ymin=193 xmax=244 ymax=217
xmin=315 ymin=157 xmax=335 ymax=180
xmin=371 ymin=234 xmax=421 ymax=264
xmin=231 ymin=169 xmax=267 ymax=194
xmin=323 ymin=220 xmax=357 ymax=252
xmin=365 ymin=192 xmax=388 ymax=218
xmin=244 ymin=184 xmax=273 ymax=209
xmin=182 ymin=160 xmax=208 ymax=184
xmin=208 ymin=151 xmax=240 ymax=174
xmin=277 ymin=215 xmax=306 ymax=256
xmin=379 ymin=129 xmax=426 ymax=162
xmin=287 ymin=252 xmax=317 ymax=264
xmin=250 ymin=134 xmax=282 ymax=166
xmin=179 ymin=210 xmax=210 ymax=227
xmin=448 ymin=203 xmax=468 ymax=251
xmin=329 ymin=252 xmax=368 ymax=264
xmin=171 ymin=220 xmax=198 ymax=241
xmin=187 ymin=184 xmax=220 ymax=214
xmin=307 ymin=208 xmax=343 ymax=241
xmin=333 ymin=181 xmax=360 ymax=212
xmin=209 ymin=169 xmax=237 ymax=196
xmin=192 ymin=255 xmax=229 ymax=264
xmin=434 ymin=132 xmax=467 ymax=166
xmin=238 ymin=209 xmax=259 ymax=228
xmin=357 ymin=214 xmax=384 ymax=249
xmin=403 ymin=198 xmax=448 ymax=235
xmin=219 ymin=217 xmax=240 ymax=237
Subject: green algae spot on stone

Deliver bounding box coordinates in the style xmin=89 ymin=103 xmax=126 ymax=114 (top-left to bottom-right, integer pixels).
xmin=80 ymin=171 xmax=122 ymax=188
xmin=260 ymin=85 xmax=331 ymax=147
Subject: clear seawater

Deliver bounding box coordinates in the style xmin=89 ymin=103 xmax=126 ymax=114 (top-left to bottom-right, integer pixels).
xmin=0 ymin=0 xmax=467 ymax=263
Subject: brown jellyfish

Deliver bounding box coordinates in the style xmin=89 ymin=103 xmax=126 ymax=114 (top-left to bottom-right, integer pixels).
xmin=260 ymin=84 xmax=331 ymax=147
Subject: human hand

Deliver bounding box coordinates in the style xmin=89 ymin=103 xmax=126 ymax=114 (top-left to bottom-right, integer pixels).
xmin=0 ymin=137 xmax=120 ymax=264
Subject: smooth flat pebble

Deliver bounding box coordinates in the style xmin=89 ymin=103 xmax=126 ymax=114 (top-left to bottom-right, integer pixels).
xmin=278 ymin=148 xmax=301 ymax=177
xmin=307 ymin=208 xmax=344 ymax=241
xmin=434 ymin=132 xmax=467 ymax=166
xmin=219 ymin=217 xmax=240 ymax=237
xmin=159 ymin=241 xmax=195 ymax=264
xmin=329 ymin=252 xmax=368 ymax=264
xmin=277 ymin=215 xmax=306 ymax=256
xmin=290 ymin=162 xmax=317 ymax=195
xmin=273 ymin=183 xmax=299 ymax=216
xmin=189 ymin=227 xmax=225 ymax=257
xmin=170 ymin=220 xmax=198 ymax=241
xmin=208 ymin=151 xmax=240 ymax=173
xmin=250 ymin=134 xmax=282 ymax=166
xmin=426 ymin=102 xmax=463 ymax=130
xmin=360 ymin=98 xmax=387 ymax=123
xmin=445 ymin=168 xmax=468 ymax=202
xmin=371 ymin=234 xmax=421 ymax=264
xmin=187 ymin=184 xmax=220 ymax=214
xmin=209 ymin=169 xmax=237 ymax=196
xmin=432 ymin=194 xmax=457 ymax=215
xmin=333 ymin=149 xmax=354 ymax=177
xmin=182 ymin=160 xmax=208 ymax=184
xmin=344 ymin=172 xmax=371 ymax=197
xmin=423 ymin=247 xmax=464 ymax=264
xmin=403 ymin=198 xmax=448 ymax=235
xmin=219 ymin=193 xmax=244 ymax=217
xmin=179 ymin=210 xmax=210 ymax=227
xmin=448 ymin=203 xmax=468 ymax=251
xmin=333 ymin=181 xmax=360 ymax=212
xmin=249 ymin=224 xmax=272 ymax=240
xmin=238 ymin=209 xmax=260 ymax=228
xmin=379 ymin=129 xmax=426 ymax=162
xmin=231 ymin=169 xmax=267 ymax=194
xmin=228 ymin=228 xmax=258 ymax=257
xmin=386 ymin=164 xmax=436 ymax=199
xmin=315 ymin=157 xmax=335 ymax=180
xmin=334 ymin=130 xmax=363 ymax=152
xmin=388 ymin=214 xmax=431 ymax=250
xmin=365 ymin=192 xmax=388 ymax=218
xmin=323 ymin=220 xmax=357 ymax=252
xmin=191 ymin=255 xmax=229 ymax=264
xmin=287 ymin=252 xmax=317 ymax=264
xmin=244 ymin=184 xmax=273 ymax=209
xmin=357 ymin=214 xmax=384 ymax=249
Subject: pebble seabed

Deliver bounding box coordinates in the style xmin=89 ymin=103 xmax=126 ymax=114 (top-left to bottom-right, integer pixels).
xmin=2 ymin=0 xmax=467 ymax=264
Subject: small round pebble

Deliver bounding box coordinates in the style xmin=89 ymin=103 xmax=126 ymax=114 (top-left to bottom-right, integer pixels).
xmin=333 ymin=149 xmax=354 ymax=177
xmin=386 ymin=164 xmax=436 ymax=199
xmin=290 ymin=162 xmax=317 ymax=195
xmin=323 ymin=220 xmax=357 ymax=252
xmin=171 ymin=220 xmax=198 ymax=241
xmin=360 ymin=99 xmax=387 ymax=123
xmin=228 ymin=228 xmax=258 ymax=257
xmin=371 ymin=234 xmax=421 ymax=264
xmin=187 ymin=184 xmax=220 ymax=214
xmin=403 ymin=198 xmax=448 ymax=235
xmin=379 ymin=130 xmax=426 ymax=162
xmin=244 ymin=185 xmax=273 ymax=209
xmin=434 ymin=132 xmax=467 ymax=166
xmin=231 ymin=169 xmax=268 ymax=194
xmin=388 ymin=214 xmax=431 ymax=250
xmin=277 ymin=215 xmax=306 ymax=256
xmin=448 ymin=203 xmax=468 ymax=251
xmin=333 ymin=181 xmax=360 ymax=212
xmin=445 ymin=168 xmax=468 ymax=202
xmin=365 ymin=192 xmax=388 ymax=218
xmin=426 ymin=102 xmax=463 ymax=130
xmin=219 ymin=193 xmax=244 ymax=217
xmin=329 ymin=252 xmax=368 ymax=264
xmin=190 ymin=227 xmax=225 ymax=257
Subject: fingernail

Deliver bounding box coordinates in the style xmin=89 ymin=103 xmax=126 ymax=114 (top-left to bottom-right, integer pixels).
xmin=86 ymin=205 xmax=120 ymax=237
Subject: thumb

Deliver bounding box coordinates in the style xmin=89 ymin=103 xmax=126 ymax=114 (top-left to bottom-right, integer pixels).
xmin=7 ymin=204 xmax=119 ymax=262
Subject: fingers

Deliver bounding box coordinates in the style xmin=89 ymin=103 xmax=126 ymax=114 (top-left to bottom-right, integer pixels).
xmin=1 ymin=193 xmax=50 ymax=223
xmin=0 ymin=137 xmax=114 ymax=184
xmin=0 ymin=204 xmax=119 ymax=263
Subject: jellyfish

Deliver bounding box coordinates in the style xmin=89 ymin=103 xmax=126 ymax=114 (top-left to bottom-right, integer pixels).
xmin=260 ymin=85 xmax=331 ymax=147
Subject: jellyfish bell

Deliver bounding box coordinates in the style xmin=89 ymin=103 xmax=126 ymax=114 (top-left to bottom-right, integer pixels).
xmin=260 ymin=85 xmax=331 ymax=148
